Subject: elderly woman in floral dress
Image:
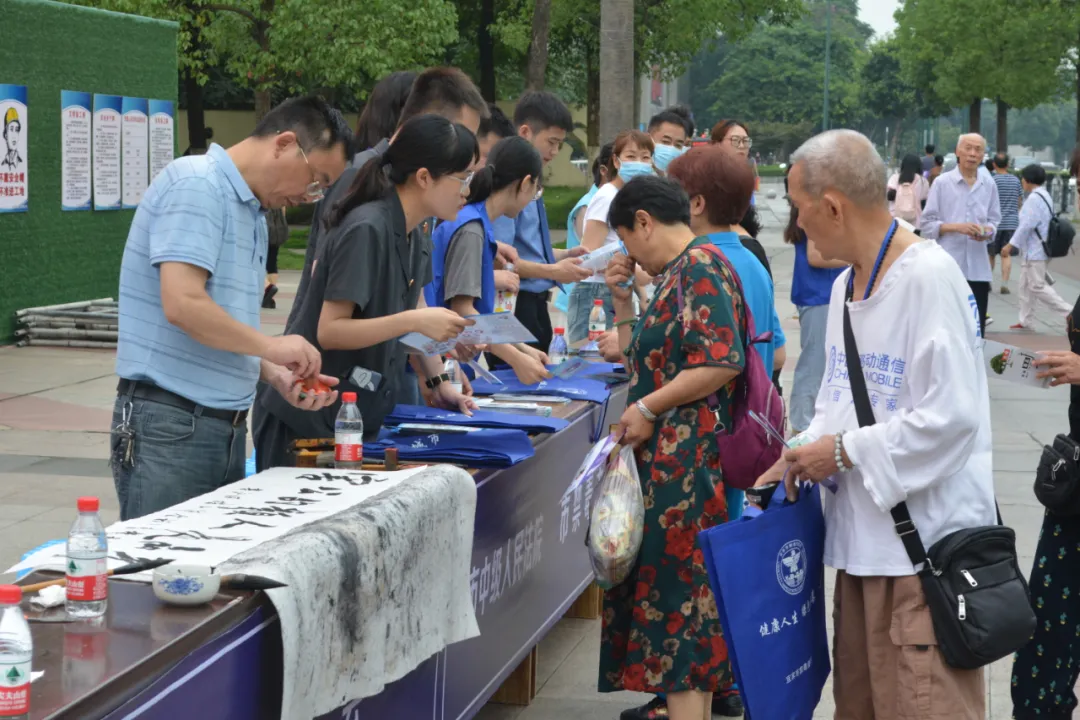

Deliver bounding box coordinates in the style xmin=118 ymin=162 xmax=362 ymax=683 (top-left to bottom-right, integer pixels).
xmin=597 ymin=175 xmax=748 ymax=720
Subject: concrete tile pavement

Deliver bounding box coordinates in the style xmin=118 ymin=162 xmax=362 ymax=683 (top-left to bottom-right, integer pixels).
xmin=0 ymin=190 xmax=1075 ymax=717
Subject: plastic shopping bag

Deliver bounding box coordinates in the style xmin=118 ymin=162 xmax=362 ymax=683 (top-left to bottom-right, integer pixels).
xmin=587 ymin=444 xmax=645 ymax=589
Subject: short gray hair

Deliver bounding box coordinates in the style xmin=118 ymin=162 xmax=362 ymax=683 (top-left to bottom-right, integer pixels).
xmin=790 ymin=129 xmax=887 ymax=209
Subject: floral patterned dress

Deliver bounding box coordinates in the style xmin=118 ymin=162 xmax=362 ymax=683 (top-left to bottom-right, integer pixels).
xmin=598 ymin=237 xmax=746 ymax=694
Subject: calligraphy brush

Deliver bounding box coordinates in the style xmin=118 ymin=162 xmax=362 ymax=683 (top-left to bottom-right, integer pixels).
xmin=19 ymin=558 xmax=173 ymax=594
xmin=219 ymin=573 xmax=288 ymax=591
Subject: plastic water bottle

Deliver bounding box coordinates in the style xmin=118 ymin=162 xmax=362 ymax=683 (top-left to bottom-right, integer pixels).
xmin=0 ymin=586 xmax=31 ymax=720
xmin=548 ymin=327 xmax=569 ymax=365
xmin=494 ymin=262 xmax=518 ymax=313
xmin=444 ymin=358 xmax=463 ymax=394
xmin=588 ymin=300 xmax=607 ymax=342
xmin=66 ymin=496 xmax=108 ymax=619
xmin=335 ymin=392 xmax=364 ymax=469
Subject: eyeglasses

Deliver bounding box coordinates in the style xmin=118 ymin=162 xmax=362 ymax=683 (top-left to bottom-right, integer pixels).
xmin=448 ymin=171 xmax=475 ymax=196
xmin=729 ymin=136 xmax=753 ymax=150
xmin=297 ymin=145 xmax=325 ymax=201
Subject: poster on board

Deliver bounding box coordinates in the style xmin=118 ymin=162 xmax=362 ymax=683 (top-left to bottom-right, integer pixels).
xmin=92 ymin=94 xmax=122 ymax=210
xmin=0 ymin=84 xmax=28 ymax=213
xmin=121 ymin=97 xmax=148 ymax=208
xmin=61 ymin=90 xmax=92 ymax=211
xmin=148 ymin=99 xmax=174 ymax=182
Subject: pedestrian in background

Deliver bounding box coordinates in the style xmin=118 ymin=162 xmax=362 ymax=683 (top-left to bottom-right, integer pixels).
xmin=886 ymin=154 xmax=930 ymax=230
xmin=922 ymin=143 xmax=936 ymax=176
xmin=921 ymin=133 xmax=1001 ymax=334
xmin=1001 ymin=164 xmax=1073 ymax=330
xmin=990 ymin=152 xmax=1023 ymax=295
xmin=263 ymin=207 xmax=288 ymax=309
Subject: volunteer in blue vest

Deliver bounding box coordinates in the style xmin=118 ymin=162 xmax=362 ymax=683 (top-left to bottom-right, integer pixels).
xmin=599 ymin=175 xmax=747 ymax=720
xmin=569 ymin=130 xmax=656 ymax=344
xmin=475 ymin=103 xmax=525 ymax=312
xmin=113 ymin=97 xmax=351 ymax=520
xmin=553 ymin=144 xmax=615 ymax=315
xmin=251 ymin=114 xmax=478 ymax=470
xmin=426 ymin=136 xmax=552 ymax=385
xmin=494 ymin=91 xmax=592 ymax=352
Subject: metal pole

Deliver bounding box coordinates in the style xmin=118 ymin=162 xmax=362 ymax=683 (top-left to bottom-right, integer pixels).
xmin=822 ymin=2 xmax=832 ymax=131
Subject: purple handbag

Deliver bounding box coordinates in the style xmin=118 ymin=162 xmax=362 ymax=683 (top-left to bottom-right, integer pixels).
xmin=676 ymin=244 xmax=786 ymax=490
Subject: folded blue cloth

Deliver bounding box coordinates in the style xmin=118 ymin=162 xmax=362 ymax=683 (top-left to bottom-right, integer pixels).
xmin=580 ymin=361 xmax=625 ymax=376
xmin=366 ymin=426 xmax=535 ymax=468
xmin=470 ymin=370 xmax=611 ymax=404
xmin=386 ymin=404 xmax=569 ymax=434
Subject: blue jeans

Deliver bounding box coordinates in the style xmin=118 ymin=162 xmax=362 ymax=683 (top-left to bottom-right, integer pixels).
xmin=790 ymin=304 xmax=829 ymax=433
xmin=567 ymin=282 xmax=615 ymax=344
xmin=111 ymin=396 xmax=247 ymax=520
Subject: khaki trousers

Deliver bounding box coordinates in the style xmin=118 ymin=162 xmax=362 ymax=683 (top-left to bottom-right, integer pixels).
xmin=833 ymin=571 xmax=985 ymax=720
xmin=1019 ymin=259 xmax=1073 ymax=328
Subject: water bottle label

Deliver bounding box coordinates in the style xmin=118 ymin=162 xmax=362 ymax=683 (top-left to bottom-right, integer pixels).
xmin=66 ymin=556 xmax=107 ymax=602
xmin=0 ymin=661 xmax=30 ymax=716
xmin=335 ymin=433 xmax=364 ymax=463
xmin=588 ymin=323 xmax=604 ymax=341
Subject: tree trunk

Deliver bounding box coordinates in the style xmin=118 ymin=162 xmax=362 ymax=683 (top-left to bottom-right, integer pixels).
xmin=996 ymin=97 xmax=1008 ymax=151
xmin=1076 ymin=31 xmax=1080 ymax=144
xmin=887 ymin=118 xmax=902 ymax=166
xmin=525 ymin=0 xmax=552 ymax=91
xmin=478 ymin=0 xmax=496 ymax=101
xmin=183 ymin=69 xmax=207 ymax=152
xmin=969 ymin=97 xmax=981 ymax=134
xmin=255 ymin=90 xmax=273 ymax=122
xmin=599 ymin=0 xmax=634 ymax=143
xmin=586 ymin=50 xmax=600 ymax=148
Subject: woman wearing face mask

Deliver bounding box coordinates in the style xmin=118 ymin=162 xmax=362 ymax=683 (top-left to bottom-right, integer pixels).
xmin=554 ymin=144 xmax=615 ymax=315
xmin=567 ymin=129 xmax=655 ymax=345
xmin=598 ymin=175 xmax=746 ymax=720
xmin=425 ymin=136 xmax=552 ymax=385
xmin=252 ymin=114 xmax=477 ymax=470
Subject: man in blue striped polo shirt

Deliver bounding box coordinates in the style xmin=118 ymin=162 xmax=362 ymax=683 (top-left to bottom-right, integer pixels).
xmin=113 ymin=96 xmax=351 ymax=520
xmin=989 ymin=152 xmax=1023 ymax=295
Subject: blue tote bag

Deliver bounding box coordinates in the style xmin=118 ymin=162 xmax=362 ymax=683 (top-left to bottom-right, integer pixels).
xmin=699 ymin=482 xmax=830 ymax=720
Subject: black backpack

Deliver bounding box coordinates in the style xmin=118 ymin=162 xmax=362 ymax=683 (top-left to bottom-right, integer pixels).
xmin=1033 ymin=192 xmax=1076 ymax=259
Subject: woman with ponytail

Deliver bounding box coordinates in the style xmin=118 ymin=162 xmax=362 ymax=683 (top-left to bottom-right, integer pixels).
xmin=252 ymin=114 xmax=479 ymax=470
xmin=425 ymin=136 xmax=551 ymax=384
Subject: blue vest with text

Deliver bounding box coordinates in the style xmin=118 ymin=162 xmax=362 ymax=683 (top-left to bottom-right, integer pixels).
xmin=424 ymin=202 xmax=498 ymax=315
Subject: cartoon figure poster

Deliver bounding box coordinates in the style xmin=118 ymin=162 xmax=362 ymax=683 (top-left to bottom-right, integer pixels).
xmin=121 ymin=96 xmax=149 ymax=208
xmin=92 ymin=94 xmax=122 ymax=210
xmin=61 ymin=90 xmax=92 ymax=211
xmin=0 ymin=84 xmax=28 ymax=213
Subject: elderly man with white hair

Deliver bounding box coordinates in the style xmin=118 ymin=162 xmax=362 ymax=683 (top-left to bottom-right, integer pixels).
xmin=754 ymin=130 xmax=995 ymax=719
xmin=921 ymin=133 xmax=1002 ymax=335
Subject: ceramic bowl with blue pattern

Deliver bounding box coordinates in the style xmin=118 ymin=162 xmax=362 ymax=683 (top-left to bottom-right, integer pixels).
xmin=152 ymin=564 xmax=220 ymax=606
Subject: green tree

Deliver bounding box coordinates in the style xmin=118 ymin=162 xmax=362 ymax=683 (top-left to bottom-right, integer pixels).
xmin=895 ymin=0 xmax=1074 ymax=144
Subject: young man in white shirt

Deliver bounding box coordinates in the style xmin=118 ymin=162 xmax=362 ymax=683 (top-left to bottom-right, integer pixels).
xmin=1002 ymin=163 xmax=1073 ymax=329
xmin=755 ymin=130 xmax=995 ymax=719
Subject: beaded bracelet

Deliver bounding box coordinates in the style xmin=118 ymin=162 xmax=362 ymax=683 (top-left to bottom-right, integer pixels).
xmin=834 ymin=433 xmax=854 ymax=472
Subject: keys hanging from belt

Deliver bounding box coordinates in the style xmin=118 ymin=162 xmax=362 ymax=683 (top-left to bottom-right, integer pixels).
xmin=113 ymin=401 xmax=136 ymax=470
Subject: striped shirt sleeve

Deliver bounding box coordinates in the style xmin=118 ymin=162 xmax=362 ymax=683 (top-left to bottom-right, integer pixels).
xmin=147 ymin=175 xmax=226 ymax=275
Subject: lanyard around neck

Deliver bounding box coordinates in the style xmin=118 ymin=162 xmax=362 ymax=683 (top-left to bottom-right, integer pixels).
xmin=847 ymin=219 xmax=898 ymax=302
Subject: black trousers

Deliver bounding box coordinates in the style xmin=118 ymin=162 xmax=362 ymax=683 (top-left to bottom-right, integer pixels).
xmin=515 ymin=289 xmax=553 ymax=353
xmin=969 ymin=280 xmax=990 ymax=337
xmin=1012 ymin=511 xmax=1080 ymax=718
xmin=266 ymin=243 xmax=280 ymax=275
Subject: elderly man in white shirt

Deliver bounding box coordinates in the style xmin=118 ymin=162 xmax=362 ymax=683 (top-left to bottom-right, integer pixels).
xmin=1001 ymin=163 xmax=1073 ymax=330
xmin=755 ymin=130 xmax=995 ymax=719
xmin=921 ymin=133 xmax=1001 ymax=336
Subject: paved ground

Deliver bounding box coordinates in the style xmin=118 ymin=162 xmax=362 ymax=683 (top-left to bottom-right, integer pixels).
xmin=0 ymin=189 xmax=1076 ymax=718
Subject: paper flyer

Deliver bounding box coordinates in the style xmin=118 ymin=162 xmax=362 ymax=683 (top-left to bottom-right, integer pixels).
xmin=0 ymin=84 xmax=28 ymax=213
xmin=121 ymin=97 xmax=149 ymax=208
xmin=61 ymin=90 xmax=92 ymax=211
xmin=400 ymin=312 xmax=538 ymax=356
xmin=983 ymin=339 xmax=1051 ymax=389
xmin=92 ymin=94 xmax=122 ymax=210
xmin=148 ymin=99 xmax=174 ymax=181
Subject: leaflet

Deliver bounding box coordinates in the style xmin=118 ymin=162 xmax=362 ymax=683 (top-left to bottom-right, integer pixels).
xmin=983 ymin=339 xmax=1051 ymax=389
xmin=400 ymin=312 xmax=537 ymax=356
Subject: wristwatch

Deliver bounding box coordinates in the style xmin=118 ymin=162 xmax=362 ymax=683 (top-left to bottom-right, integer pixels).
xmin=425 ymin=373 xmax=451 ymax=390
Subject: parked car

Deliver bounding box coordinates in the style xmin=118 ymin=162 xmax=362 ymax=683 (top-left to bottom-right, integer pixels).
xmin=1012 ymin=155 xmax=1038 ymax=170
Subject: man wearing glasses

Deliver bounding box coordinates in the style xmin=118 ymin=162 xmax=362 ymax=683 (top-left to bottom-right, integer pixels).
xmin=111 ymin=96 xmax=352 ymax=520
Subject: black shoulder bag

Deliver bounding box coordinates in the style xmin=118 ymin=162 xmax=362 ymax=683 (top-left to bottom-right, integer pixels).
xmin=842 ymin=302 xmax=1035 ymax=669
